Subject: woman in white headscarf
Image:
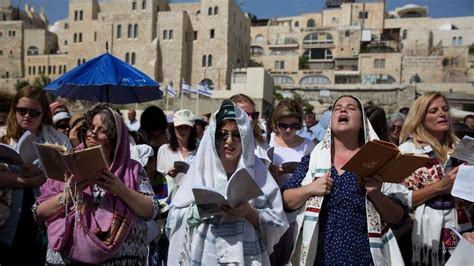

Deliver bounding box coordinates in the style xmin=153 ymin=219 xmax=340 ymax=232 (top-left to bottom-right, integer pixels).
xmin=282 ymin=95 xmax=410 ymax=265
xmin=166 ymin=100 xmax=288 ymax=265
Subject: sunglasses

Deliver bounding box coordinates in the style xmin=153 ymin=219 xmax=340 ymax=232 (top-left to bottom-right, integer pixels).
xmin=216 ymin=130 xmax=241 ymax=141
xmin=15 ymin=107 xmax=42 ymax=118
xmin=246 ymin=112 xmax=260 ymax=120
xmin=277 ymin=122 xmax=301 ymax=131
xmin=56 ymin=123 xmax=70 ymax=130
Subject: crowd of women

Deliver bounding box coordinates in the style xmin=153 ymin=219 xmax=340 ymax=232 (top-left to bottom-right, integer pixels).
xmin=0 ymin=85 xmax=473 ymax=265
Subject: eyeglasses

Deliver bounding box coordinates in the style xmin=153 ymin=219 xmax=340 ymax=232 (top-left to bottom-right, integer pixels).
xmin=277 ymin=122 xmax=301 ymax=131
xmin=86 ymin=127 xmax=107 ymax=138
xmin=216 ymin=130 xmax=241 ymax=142
xmin=246 ymin=112 xmax=260 ymax=120
xmin=15 ymin=107 xmax=42 ymax=119
xmin=391 ymin=125 xmax=402 ymax=131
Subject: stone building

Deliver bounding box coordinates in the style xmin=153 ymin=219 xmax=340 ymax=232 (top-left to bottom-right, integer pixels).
xmin=1 ymin=0 xmax=251 ymax=95
xmin=250 ymin=1 xmax=474 ymax=112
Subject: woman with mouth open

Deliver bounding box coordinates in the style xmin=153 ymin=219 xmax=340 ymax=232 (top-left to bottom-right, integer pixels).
xmin=282 ymin=95 xmax=410 ymax=265
xmin=398 ymin=91 xmax=473 ymax=265
xmin=166 ymin=100 xmax=288 ymax=265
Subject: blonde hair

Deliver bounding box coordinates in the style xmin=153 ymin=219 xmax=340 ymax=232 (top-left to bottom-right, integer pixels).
xmin=399 ymin=91 xmax=457 ymax=162
xmin=229 ymin=94 xmax=265 ymax=144
xmin=271 ymin=99 xmax=303 ymax=135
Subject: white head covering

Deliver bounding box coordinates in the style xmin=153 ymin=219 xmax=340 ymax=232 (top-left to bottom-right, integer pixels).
xmin=129 ymin=144 xmax=154 ymax=167
xmin=172 ymin=100 xmax=256 ymax=208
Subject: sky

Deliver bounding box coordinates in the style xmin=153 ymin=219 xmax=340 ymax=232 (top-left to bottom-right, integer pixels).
xmin=10 ymin=0 xmax=474 ymax=24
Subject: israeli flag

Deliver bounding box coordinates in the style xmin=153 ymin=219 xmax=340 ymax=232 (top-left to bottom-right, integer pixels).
xmin=198 ymin=84 xmax=212 ymax=97
xmin=182 ymin=82 xmax=197 ymax=94
xmin=167 ymin=84 xmax=177 ymax=97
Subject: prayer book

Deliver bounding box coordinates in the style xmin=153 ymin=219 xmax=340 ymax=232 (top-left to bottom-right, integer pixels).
xmin=173 ymin=161 xmax=190 ymax=174
xmin=0 ymin=131 xmax=37 ymax=166
xmin=342 ymin=139 xmax=430 ymax=183
xmin=265 ymin=146 xmax=300 ymax=173
xmin=450 ymin=136 xmax=474 ymax=165
xmin=192 ymin=168 xmax=263 ymax=218
xmin=34 ymin=143 xmax=109 ymax=182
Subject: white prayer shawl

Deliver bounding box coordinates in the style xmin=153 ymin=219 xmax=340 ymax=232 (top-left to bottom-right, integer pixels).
xmin=166 ymin=102 xmax=289 ymax=265
xmin=399 ymin=141 xmax=472 ymax=265
xmin=290 ymin=96 xmax=408 ymax=266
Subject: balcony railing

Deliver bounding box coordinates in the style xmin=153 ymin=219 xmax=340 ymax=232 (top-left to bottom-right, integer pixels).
xmin=361 ymin=40 xmax=401 ymax=53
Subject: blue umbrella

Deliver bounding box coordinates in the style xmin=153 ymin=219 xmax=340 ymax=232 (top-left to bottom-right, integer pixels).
xmin=44 ymin=52 xmax=162 ymax=104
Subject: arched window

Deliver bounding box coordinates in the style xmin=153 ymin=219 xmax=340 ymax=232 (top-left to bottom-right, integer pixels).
xmin=133 ymin=24 xmax=138 ymax=38
xmin=255 ymin=34 xmax=264 ymax=43
xmin=27 ymin=46 xmax=39 ymax=56
xmin=457 ymin=36 xmax=463 ymax=46
xmin=452 ymin=37 xmax=457 ymax=46
xmin=202 ymin=55 xmax=207 ymax=67
xmin=127 ymin=24 xmax=132 ymax=38
xmin=214 ymin=6 xmax=218 ymax=15
xmin=306 ymin=19 xmax=315 ymax=28
xmin=200 ymin=78 xmax=214 ymax=90
xmin=117 ymin=24 xmax=122 ymax=38
xmin=273 ymin=75 xmax=294 ymax=85
xmin=208 ymin=7 xmax=213 ymax=16
xmin=303 ymin=32 xmax=333 ymax=45
xmin=300 ymin=75 xmax=330 ymax=84
xmin=207 ymin=54 xmax=213 ymax=67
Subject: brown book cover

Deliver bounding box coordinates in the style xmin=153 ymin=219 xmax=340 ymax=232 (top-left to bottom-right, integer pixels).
xmin=342 ymin=140 xmax=430 ymax=183
xmin=34 ymin=143 xmax=109 ymax=182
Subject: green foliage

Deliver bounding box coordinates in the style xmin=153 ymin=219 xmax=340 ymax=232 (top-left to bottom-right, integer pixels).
xmin=14 ymin=80 xmax=30 ymax=91
xmin=33 ymin=75 xmax=51 ymax=90
xmin=299 ymin=55 xmax=309 ymax=70
xmin=469 ymin=44 xmax=474 ymax=55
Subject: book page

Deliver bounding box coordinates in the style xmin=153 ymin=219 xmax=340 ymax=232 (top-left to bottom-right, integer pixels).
xmin=192 ymin=187 xmax=227 ymax=218
xmin=16 ymin=131 xmax=37 ymax=164
xmin=451 ymin=136 xmax=474 ymax=165
xmin=266 ymin=146 xmax=274 ymax=163
xmin=34 ymin=143 xmax=67 ymax=181
xmin=226 ymin=168 xmax=263 ymax=208
xmin=173 ymin=161 xmax=190 ymax=174
xmin=0 ymin=144 xmax=23 ymax=166
xmin=62 ymin=145 xmax=109 ymax=181
xmin=451 ymin=165 xmax=474 ymax=202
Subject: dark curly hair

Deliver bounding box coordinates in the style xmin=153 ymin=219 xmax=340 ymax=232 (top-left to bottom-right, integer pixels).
xmin=83 ymin=104 xmax=118 ymax=156
xmin=168 ymin=123 xmax=197 ymax=152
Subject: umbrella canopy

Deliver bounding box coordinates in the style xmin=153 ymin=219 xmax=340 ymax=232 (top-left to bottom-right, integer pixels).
xmin=44 ymin=52 xmax=162 ymax=104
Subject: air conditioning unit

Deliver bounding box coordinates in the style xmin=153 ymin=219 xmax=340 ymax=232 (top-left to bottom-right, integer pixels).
xmin=352 ymin=50 xmax=359 ymax=56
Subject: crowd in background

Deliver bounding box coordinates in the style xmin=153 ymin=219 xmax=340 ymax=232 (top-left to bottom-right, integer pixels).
xmin=0 ymin=86 xmax=474 ymax=265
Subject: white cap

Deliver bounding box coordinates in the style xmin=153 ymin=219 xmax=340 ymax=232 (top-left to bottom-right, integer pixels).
xmin=52 ymin=111 xmax=71 ymax=124
xmin=173 ymin=109 xmax=195 ymax=127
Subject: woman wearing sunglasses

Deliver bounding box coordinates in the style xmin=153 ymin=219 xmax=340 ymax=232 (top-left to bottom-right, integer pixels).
xmin=166 ymin=100 xmax=288 ymax=265
xmin=0 ymin=86 xmax=71 ymax=264
xmin=268 ymin=99 xmax=315 ymax=264
xmin=387 ymin=112 xmax=405 ymax=145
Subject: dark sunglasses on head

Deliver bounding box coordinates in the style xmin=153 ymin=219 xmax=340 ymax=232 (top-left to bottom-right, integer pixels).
xmin=246 ymin=112 xmax=260 ymax=120
xmin=56 ymin=123 xmax=70 ymax=130
xmin=216 ymin=130 xmax=241 ymax=141
xmin=277 ymin=122 xmax=301 ymax=131
xmin=15 ymin=107 xmax=42 ymax=118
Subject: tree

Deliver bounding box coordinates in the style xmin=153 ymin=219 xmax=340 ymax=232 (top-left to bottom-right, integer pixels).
xmin=299 ymin=55 xmax=309 ymax=70
xmin=15 ymin=80 xmax=30 ymax=91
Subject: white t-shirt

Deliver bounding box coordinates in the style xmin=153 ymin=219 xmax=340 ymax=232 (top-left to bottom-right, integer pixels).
xmin=127 ymin=119 xmax=140 ymax=132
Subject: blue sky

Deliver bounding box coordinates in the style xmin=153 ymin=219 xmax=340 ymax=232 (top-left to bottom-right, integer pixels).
xmin=11 ymin=0 xmax=474 ymax=24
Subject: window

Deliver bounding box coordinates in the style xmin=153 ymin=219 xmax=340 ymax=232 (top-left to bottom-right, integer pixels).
xmin=82 ymin=59 xmax=86 ymax=64
xmin=132 ymin=1 xmax=137 ymax=10
xmin=306 ymin=19 xmax=315 ymax=28
xmin=52 ymin=66 xmax=56 ymax=74
xmin=131 ymin=52 xmax=136 ymax=65
xmin=5 ymin=72 xmax=9 ymax=78
xmin=8 ymin=30 xmax=15 ymax=37
xmin=359 ymin=11 xmax=368 ymax=19
xmin=64 ymin=23 xmax=69 ymax=29
xmin=27 ymin=46 xmax=39 ymax=56
xmin=374 ymin=59 xmax=385 ymax=69
xmin=125 ymin=52 xmax=130 ymax=63
xmin=79 ymin=33 xmax=82 ymax=42
xmin=458 ymin=36 xmax=463 ymax=45
xmin=94 ymin=32 xmax=97 ymax=42
xmin=304 ymin=48 xmax=333 ymax=60
xmin=128 ymin=24 xmax=132 ymax=38
xmin=133 ymin=24 xmax=138 ymax=38
xmin=163 ymin=30 xmax=168 ymax=40
xmin=117 ymin=24 xmax=122 ymax=38
xmin=74 ymin=11 xmax=78 ymax=21
xmin=255 ymin=34 xmax=264 ymax=43
xmin=250 ymin=46 xmax=264 ymax=56
xmin=273 ymin=75 xmax=294 ymax=85
xmin=300 ymin=75 xmax=331 ymax=84
xmin=64 ymin=40 xmax=68 ymax=45
xmin=274 ymin=60 xmax=285 ymax=70
xmin=402 ymin=29 xmax=407 ymax=40
xmin=208 ymin=7 xmax=213 ymax=16
xmin=193 ymin=31 xmax=198 ymax=40
xmin=451 ymin=37 xmax=456 ymax=46
xmin=303 ymin=33 xmax=334 ymax=45
xmin=32 ymin=66 xmax=36 ymax=74
xmin=169 ymin=30 xmax=173 ymax=39
xmin=142 ymin=0 xmax=146 ymax=9
xmin=202 ymin=55 xmax=207 ymax=67
xmin=345 ymin=30 xmax=350 ymax=37
xmin=79 ymin=10 xmax=83 ymax=21
xmin=28 ymin=66 xmax=31 ymax=75
xmin=0 ymin=50 xmax=2 ymax=56
xmin=295 ymin=21 xmax=299 ymax=27
xmin=214 ymin=6 xmax=218 ymax=15
xmin=210 ymin=29 xmax=214 ymax=39
xmin=208 ymin=54 xmax=212 ymax=67
xmin=362 ymin=74 xmax=396 ymax=84
xmin=74 ymin=33 xmax=77 ymax=43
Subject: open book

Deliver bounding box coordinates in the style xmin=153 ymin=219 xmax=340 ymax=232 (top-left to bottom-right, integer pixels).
xmin=0 ymin=131 xmax=37 ymax=166
xmin=192 ymin=168 xmax=264 ymax=218
xmin=265 ymin=146 xmax=300 ymax=173
xmin=342 ymin=139 xmax=430 ymax=183
xmin=34 ymin=143 xmax=109 ymax=182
